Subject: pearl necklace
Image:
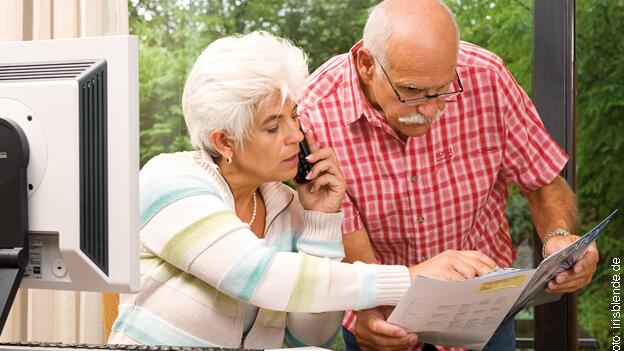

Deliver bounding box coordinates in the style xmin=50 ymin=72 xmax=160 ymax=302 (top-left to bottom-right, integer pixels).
xmin=198 ymin=150 xmax=258 ymax=227
xmin=248 ymin=191 xmax=257 ymax=226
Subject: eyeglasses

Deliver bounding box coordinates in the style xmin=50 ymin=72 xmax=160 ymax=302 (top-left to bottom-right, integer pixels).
xmin=375 ymin=57 xmax=463 ymax=106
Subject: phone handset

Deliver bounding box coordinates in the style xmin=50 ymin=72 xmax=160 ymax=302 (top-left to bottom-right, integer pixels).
xmin=295 ymin=128 xmax=313 ymax=184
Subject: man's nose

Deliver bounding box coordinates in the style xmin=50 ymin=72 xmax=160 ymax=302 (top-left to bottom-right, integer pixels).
xmin=418 ymin=98 xmax=443 ymax=117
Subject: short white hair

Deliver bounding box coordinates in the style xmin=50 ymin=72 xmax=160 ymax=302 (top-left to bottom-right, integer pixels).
xmin=363 ymin=3 xmax=393 ymax=67
xmin=363 ymin=0 xmax=459 ymax=68
xmin=182 ymin=31 xmax=309 ymax=157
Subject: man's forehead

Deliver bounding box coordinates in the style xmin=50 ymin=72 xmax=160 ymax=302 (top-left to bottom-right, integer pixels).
xmin=384 ymin=43 xmax=456 ymax=82
xmin=386 ymin=58 xmax=455 ymax=86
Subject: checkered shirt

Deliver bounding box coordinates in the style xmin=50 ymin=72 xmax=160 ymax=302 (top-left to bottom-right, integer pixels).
xmin=298 ymin=40 xmax=568 ymax=351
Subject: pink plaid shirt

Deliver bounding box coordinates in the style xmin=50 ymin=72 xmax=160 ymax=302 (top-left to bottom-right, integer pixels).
xmin=298 ymin=40 xmax=568 ymax=351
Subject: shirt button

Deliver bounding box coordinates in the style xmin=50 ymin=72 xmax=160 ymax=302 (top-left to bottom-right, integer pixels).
xmin=410 ymin=175 xmax=418 ymax=182
xmin=417 ymin=216 xmax=425 ymax=224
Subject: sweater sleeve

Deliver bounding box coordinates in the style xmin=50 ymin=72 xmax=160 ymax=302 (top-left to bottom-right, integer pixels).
xmin=140 ymin=175 xmax=410 ymax=313
xmin=295 ymin=210 xmax=345 ymax=261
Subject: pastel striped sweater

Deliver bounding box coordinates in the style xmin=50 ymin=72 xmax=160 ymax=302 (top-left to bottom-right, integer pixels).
xmin=108 ymin=152 xmax=410 ymax=349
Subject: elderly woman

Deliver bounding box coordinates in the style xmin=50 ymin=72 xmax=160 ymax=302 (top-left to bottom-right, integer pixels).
xmin=108 ymin=32 xmax=497 ymax=349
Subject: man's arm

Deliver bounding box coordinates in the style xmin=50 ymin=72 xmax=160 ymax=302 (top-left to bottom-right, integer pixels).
xmin=343 ymin=227 xmax=378 ymax=264
xmin=524 ymin=175 xmax=599 ymax=293
xmin=344 ymin=227 xmax=417 ymax=351
xmin=524 ymin=175 xmax=577 ymax=239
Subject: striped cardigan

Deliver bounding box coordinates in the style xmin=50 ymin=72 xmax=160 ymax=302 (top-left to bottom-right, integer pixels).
xmin=108 ymin=151 xmax=410 ymax=349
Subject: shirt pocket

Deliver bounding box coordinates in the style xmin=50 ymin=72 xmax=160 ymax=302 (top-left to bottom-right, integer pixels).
xmin=430 ymin=147 xmax=501 ymax=237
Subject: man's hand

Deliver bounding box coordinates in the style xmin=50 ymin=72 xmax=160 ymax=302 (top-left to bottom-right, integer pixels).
xmin=354 ymin=306 xmax=418 ymax=351
xmin=543 ymin=235 xmax=599 ymax=293
xmin=408 ymin=250 xmax=498 ymax=281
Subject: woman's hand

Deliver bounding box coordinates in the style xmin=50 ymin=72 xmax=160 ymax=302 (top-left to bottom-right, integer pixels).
xmin=295 ymin=130 xmax=346 ymax=213
xmin=408 ymin=250 xmax=498 ymax=281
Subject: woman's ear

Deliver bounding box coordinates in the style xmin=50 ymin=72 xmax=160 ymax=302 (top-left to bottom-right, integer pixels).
xmin=355 ymin=47 xmax=377 ymax=84
xmin=208 ymin=129 xmax=234 ymax=159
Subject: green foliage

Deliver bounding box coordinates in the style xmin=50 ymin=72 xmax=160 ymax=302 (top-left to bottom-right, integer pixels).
xmin=505 ymin=185 xmax=534 ymax=248
xmin=447 ymin=0 xmax=533 ymax=96
xmin=575 ymin=1 xmax=624 ymax=349
xmin=203 ymin=0 xmax=379 ymax=71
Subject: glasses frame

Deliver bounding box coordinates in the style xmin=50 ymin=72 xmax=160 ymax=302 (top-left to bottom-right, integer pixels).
xmin=375 ymin=57 xmax=464 ymax=106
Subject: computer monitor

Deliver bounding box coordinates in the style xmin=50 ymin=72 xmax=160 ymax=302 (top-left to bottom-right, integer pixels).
xmin=0 ymin=36 xmax=140 ymax=304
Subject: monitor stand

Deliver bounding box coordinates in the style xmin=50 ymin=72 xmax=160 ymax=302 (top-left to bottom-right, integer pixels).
xmin=0 ymin=118 xmax=30 ymax=331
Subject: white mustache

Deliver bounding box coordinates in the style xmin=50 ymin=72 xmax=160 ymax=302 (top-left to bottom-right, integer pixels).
xmin=398 ymin=109 xmax=445 ymax=125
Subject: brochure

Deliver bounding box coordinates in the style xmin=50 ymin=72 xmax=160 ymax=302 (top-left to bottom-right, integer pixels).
xmin=387 ymin=210 xmax=618 ymax=350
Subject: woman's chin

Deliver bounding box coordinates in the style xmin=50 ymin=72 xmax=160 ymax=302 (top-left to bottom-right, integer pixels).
xmin=283 ymin=168 xmax=298 ymax=182
xmin=266 ymin=167 xmax=297 ymax=183
xmin=287 ymin=169 xmax=298 ymax=181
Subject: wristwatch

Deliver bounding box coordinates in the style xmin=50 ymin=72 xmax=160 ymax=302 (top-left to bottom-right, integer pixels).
xmin=542 ymin=227 xmax=572 ymax=258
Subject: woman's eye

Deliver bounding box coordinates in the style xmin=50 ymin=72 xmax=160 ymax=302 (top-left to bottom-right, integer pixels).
xmin=267 ymin=126 xmax=279 ymax=134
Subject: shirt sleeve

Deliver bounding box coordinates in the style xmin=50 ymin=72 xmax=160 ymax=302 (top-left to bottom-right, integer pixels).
xmin=498 ymin=65 xmax=569 ymax=192
xmin=340 ymin=192 xmax=365 ymax=235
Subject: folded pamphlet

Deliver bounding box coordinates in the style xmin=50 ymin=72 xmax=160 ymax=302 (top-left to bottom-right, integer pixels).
xmin=387 ymin=210 xmax=618 ymax=350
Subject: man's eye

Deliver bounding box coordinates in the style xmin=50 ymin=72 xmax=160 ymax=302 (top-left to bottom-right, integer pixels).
xmin=402 ymin=87 xmax=423 ymax=96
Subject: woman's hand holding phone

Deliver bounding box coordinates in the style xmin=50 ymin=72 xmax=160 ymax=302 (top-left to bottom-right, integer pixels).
xmin=295 ymin=130 xmax=346 ymax=213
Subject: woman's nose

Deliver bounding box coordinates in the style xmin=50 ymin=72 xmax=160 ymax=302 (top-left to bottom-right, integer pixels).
xmin=287 ymin=120 xmax=305 ymax=144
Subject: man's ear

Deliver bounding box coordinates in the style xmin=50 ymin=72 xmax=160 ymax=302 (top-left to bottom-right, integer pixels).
xmin=208 ymin=129 xmax=235 ymax=159
xmin=355 ymin=47 xmax=377 ymax=83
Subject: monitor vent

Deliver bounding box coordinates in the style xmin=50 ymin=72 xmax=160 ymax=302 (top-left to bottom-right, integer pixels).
xmin=78 ymin=62 xmax=108 ymax=275
xmin=0 ymin=61 xmax=97 ymax=81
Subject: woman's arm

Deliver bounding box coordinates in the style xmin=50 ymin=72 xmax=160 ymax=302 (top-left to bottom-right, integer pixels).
xmin=141 ymin=182 xmax=410 ymax=313
xmin=295 ymin=210 xmax=345 ymax=261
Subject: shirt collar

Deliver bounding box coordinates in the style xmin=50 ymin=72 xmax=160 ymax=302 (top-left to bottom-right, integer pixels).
xmin=341 ymin=40 xmax=385 ymax=128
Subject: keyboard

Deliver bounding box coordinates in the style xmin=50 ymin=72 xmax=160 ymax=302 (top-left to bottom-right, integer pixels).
xmin=0 ymin=342 xmax=260 ymax=351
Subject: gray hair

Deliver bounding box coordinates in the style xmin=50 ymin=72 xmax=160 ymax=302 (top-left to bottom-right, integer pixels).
xmin=182 ymin=31 xmax=309 ymax=157
xmin=363 ymin=0 xmax=459 ymax=68
xmin=363 ymin=3 xmax=393 ymax=67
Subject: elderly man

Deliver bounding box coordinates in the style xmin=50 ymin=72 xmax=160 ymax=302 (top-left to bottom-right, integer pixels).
xmin=298 ymin=0 xmax=599 ymax=350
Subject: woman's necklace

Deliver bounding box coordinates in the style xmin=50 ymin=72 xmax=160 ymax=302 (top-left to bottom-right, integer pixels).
xmin=248 ymin=191 xmax=257 ymax=226
xmin=201 ymin=150 xmax=258 ymax=226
